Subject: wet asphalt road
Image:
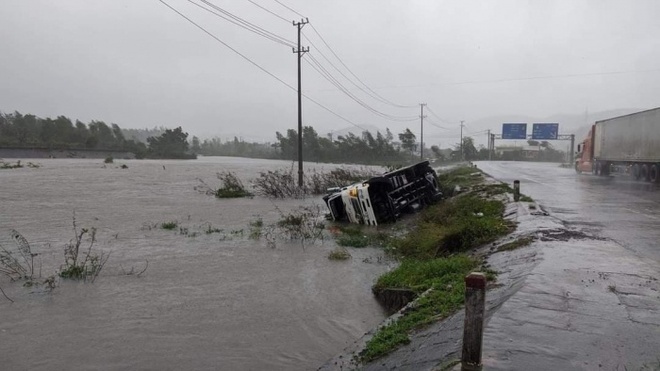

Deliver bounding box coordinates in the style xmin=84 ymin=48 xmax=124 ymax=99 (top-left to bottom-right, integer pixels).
xmin=476 ymin=161 xmax=660 ymax=264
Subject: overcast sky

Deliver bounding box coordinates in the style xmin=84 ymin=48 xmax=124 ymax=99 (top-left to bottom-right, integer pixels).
xmin=1 ymin=0 xmax=659 ymax=147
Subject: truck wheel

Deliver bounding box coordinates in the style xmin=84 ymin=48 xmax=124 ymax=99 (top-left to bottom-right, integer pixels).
xmin=575 ymin=163 xmax=582 ymax=174
xmin=650 ymin=164 xmax=659 ymax=183
xmin=602 ymin=162 xmax=611 ymax=176
xmin=641 ymin=164 xmax=650 ymax=181
xmin=632 ymin=164 xmax=641 ymax=180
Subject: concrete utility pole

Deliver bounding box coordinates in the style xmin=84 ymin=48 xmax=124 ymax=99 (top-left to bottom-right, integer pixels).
xmin=460 ymin=120 xmax=465 ymax=161
xmin=293 ymin=18 xmax=309 ymax=187
xmin=420 ymin=103 xmax=427 ymax=160
xmin=487 ymin=130 xmax=491 ymax=161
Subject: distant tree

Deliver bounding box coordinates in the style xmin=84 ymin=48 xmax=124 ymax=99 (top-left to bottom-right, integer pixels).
xmin=455 ymin=136 xmax=478 ymax=161
xmin=191 ymin=136 xmax=201 ymax=154
xmin=527 ymin=140 xmax=540 ymax=146
xmin=147 ymin=126 xmax=194 ymax=159
xmin=398 ymin=128 xmax=417 ymax=155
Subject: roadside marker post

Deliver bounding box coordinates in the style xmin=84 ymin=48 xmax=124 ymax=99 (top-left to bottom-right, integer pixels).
xmin=513 ymin=180 xmax=520 ymax=202
xmin=461 ymin=272 xmax=486 ymax=371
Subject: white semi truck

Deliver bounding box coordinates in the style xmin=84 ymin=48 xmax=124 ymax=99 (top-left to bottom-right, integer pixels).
xmin=323 ymin=161 xmax=441 ymax=226
xmin=576 ymin=107 xmax=660 ymax=181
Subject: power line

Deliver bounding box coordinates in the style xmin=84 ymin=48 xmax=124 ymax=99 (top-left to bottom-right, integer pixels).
xmin=246 ymin=0 xmax=290 ymax=23
xmin=370 ymin=68 xmax=660 ymax=90
xmin=426 ymin=106 xmax=456 ymax=125
xmin=189 ymin=0 xmax=295 ymax=47
xmin=304 ymin=53 xmax=418 ymax=122
xmin=157 ymin=0 xmax=367 ymax=132
xmin=273 ymin=0 xmax=306 ymax=18
xmin=302 ymin=32 xmax=414 ymax=112
xmin=308 ymin=23 xmax=416 ymax=108
xmin=425 ymin=118 xmax=451 ymax=130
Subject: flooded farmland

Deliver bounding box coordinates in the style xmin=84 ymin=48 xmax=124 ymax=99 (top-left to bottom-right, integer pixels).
xmin=0 ymin=156 xmax=391 ymax=370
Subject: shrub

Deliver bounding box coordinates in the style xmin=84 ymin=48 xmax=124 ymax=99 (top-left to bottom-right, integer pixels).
xmin=328 ymin=247 xmax=351 ymax=261
xmin=161 ymin=221 xmax=178 ymax=230
xmin=215 ymin=171 xmax=253 ymax=198
xmin=104 ymin=156 xmax=113 ymax=164
xmin=252 ymin=165 xmax=382 ymax=198
xmin=59 ymin=221 xmax=109 ymax=282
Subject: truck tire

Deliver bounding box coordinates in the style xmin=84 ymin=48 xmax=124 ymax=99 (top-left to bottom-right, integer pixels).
xmin=575 ymin=162 xmax=582 ymax=174
xmin=632 ymin=164 xmax=641 ymax=180
xmin=641 ymin=164 xmax=650 ymax=181
xmin=650 ymin=164 xmax=659 ymax=183
xmin=602 ymin=162 xmax=610 ymax=176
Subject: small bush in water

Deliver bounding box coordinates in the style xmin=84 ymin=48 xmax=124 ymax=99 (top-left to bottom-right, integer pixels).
xmin=161 ymin=221 xmax=178 ymax=230
xmin=215 ymin=171 xmax=253 ymax=198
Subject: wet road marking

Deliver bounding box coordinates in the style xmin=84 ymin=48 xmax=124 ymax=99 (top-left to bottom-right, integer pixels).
xmin=624 ymin=207 xmax=660 ymax=221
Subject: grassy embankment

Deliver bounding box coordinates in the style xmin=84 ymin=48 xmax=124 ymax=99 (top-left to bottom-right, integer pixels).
xmin=333 ymin=166 xmax=517 ymax=362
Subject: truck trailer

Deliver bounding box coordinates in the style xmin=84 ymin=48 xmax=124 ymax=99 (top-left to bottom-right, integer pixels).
xmin=323 ymin=161 xmax=441 ymax=226
xmin=575 ymin=107 xmax=660 ymax=181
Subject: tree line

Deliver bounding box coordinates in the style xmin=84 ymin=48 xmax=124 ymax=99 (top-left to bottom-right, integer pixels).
xmin=0 ymin=111 xmax=193 ymax=159
xmin=1 ymin=110 xmax=565 ymax=163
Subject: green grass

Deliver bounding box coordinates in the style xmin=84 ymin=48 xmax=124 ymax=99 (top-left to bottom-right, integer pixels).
xmin=497 ymin=236 xmax=534 ymax=252
xmin=437 ymin=166 xmax=483 ymax=194
xmin=362 ymin=255 xmax=480 ymax=362
xmin=391 ymin=195 xmax=510 ymax=259
xmin=215 ymin=188 xmax=253 ymax=198
xmin=161 ymin=221 xmax=178 ymax=230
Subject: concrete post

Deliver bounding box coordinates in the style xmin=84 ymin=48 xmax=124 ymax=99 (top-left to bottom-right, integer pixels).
xmin=570 ymin=134 xmax=575 ymax=166
xmin=461 ymin=272 xmax=487 ymax=371
xmin=513 ymin=180 xmax=520 ymax=202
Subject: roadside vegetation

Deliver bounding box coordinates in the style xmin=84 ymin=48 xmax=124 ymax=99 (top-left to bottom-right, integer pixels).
xmin=1 ymin=216 xmax=129 ymax=302
xmin=334 ymin=166 xmax=515 ymax=363
xmin=252 ymin=166 xmax=381 ymax=198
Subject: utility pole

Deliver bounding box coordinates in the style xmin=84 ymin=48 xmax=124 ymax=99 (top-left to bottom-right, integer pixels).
xmin=460 ymin=120 xmax=465 ymax=161
xmin=420 ymin=103 xmax=427 ymax=160
xmin=487 ymin=130 xmax=491 ymax=161
xmin=293 ymin=18 xmax=309 ymax=187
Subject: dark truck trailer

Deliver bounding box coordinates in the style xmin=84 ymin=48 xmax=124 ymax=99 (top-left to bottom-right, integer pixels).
xmin=323 ymin=161 xmax=441 ymax=226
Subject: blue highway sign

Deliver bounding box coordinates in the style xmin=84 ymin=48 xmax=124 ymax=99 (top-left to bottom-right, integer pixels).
xmin=532 ymin=123 xmax=559 ymax=140
xmin=502 ymin=123 xmax=527 ymax=139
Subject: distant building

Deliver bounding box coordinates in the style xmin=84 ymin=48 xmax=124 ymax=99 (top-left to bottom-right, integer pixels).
xmin=495 ymin=145 xmax=541 ymax=159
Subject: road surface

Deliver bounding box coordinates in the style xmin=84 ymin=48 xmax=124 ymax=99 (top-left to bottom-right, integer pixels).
xmin=477 ymin=161 xmax=660 ymax=264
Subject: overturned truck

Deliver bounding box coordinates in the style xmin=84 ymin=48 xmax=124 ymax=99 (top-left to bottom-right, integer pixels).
xmin=323 ymin=161 xmax=442 ymax=226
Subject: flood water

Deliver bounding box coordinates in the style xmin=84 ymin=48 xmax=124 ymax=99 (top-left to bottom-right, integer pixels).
xmin=0 ymin=156 xmax=391 ymax=370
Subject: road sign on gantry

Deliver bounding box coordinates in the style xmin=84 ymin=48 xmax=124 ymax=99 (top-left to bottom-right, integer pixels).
xmin=502 ymin=123 xmax=527 ymax=139
xmin=532 ymin=123 xmax=559 ymax=140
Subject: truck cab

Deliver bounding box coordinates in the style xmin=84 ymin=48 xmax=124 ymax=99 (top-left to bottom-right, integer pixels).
xmin=575 ymin=125 xmax=595 ymax=173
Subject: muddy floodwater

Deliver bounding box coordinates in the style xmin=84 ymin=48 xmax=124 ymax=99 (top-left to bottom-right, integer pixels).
xmin=0 ymin=156 xmax=391 ymax=370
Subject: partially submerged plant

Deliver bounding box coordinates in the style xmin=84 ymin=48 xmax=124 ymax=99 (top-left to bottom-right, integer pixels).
xmin=275 ymin=205 xmax=325 ymax=248
xmin=0 ymin=229 xmax=38 ymax=281
xmin=195 ymin=171 xmax=253 ymax=198
xmin=252 ymin=165 xmax=382 ymax=199
xmin=59 ymin=220 xmax=109 ymax=282
xmin=0 ymin=160 xmax=23 ymax=169
xmin=215 ymin=171 xmax=253 ymax=198
xmin=161 ymin=221 xmax=178 ymax=230
xmin=328 ymin=247 xmax=351 ymax=261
